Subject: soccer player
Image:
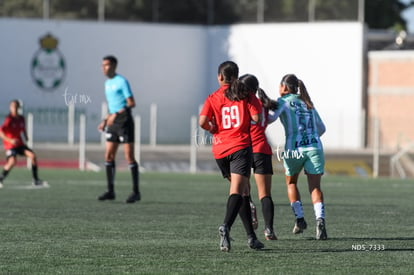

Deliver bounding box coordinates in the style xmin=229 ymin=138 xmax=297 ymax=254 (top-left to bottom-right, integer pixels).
xmin=97 ymin=55 xmax=141 ymax=203
xmin=0 ymin=100 xmax=47 ymax=188
xmin=199 ymin=61 xmax=264 ymax=252
xmin=269 ymin=74 xmax=327 ymax=240
xmin=239 ymin=74 xmax=278 ymax=241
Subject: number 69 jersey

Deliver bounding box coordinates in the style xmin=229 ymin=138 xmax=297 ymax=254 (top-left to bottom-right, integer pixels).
xmin=200 ymin=84 xmax=261 ymax=159
xmin=269 ymin=93 xmax=326 ymax=152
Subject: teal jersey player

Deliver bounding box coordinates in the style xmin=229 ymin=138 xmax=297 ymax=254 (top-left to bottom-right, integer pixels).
xmin=270 ymin=74 xmax=328 ymax=241
xmin=269 ymin=93 xmax=325 ymax=153
xmin=105 ymin=74 xmax=133 ymax=114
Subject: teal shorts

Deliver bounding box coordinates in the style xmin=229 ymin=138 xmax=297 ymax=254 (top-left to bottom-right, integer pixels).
xmin=283 ymin=149 xmax=325 ymax=176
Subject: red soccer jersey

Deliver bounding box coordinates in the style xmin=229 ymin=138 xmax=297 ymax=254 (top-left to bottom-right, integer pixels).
xmin=200 ymin=85 xmax=261 ymax=159
xmin=0 ymin=114 xmax=26 ymax=150
xmin=250 ymin=101 xmax=273 ymax=155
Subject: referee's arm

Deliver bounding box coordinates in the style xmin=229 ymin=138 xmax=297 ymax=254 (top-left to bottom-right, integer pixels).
xmin=117 ymin=96 xmax=135 ymax=114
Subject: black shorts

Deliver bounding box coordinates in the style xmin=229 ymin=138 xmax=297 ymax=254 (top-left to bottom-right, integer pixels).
xmin=252 ymin=153 xmax=273 ymax=175
xmin=6 ymin=145 xmax=33 ymax=159
xmin=105 ymin=111 xmax=135 ymax=143
xmin=216 ymin=146 xmax=252 ymax=179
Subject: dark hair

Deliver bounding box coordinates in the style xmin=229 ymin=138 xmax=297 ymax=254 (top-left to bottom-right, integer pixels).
xmin=281 ymin=74 xmax=313 ymax=109
xmin=10 ymin=99 xmax=20 ymax=108
xmin=239 ymin=74 xmax=259 ymax=91
xmin=227 ymin=80 xmax=250 ymax=101
xmin=217 ymin=61 xmax=243 ymax=101
xmin=225 ymin=73 xmax=257 ymax=101
xmin=238 ymin=74 xmax=277 ymax=110
xmin=9 ymin=99 xmax=22 ymax=115
xmin=103 ymin=55 xmax=118 ymax=66
xmin=218 ymin=61 xmax=238 ymax=84
xmin=257 ymin=88 xmax=277 ymax=110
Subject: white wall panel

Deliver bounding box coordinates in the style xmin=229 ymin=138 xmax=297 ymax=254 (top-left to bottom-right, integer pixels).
xmin=0 ymin=19 xmax=364 ymax=148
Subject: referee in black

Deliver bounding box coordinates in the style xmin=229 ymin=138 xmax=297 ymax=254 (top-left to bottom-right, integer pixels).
xmin=98 ymin=55 xmax=140 ymax=203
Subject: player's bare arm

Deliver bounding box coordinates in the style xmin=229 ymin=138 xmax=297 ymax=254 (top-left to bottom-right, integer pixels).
xmin=117 ymin=97 xmax=136 ymax=115
xmin=199 ymin=115 xmax=210 ymax=130
xmin=199 ymin=115 xmax=216 ymax=133
xmin=126 ymin=97 xmax=135 ymax=109
xmin=99 ymin=97 xmax=136 ymax=130
xmin=251 ymin=113 xmax=261 ymax=124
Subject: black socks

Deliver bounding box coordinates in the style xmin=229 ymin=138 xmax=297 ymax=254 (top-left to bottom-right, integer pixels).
xmin=238 ymin=196 xmax=256 ymax=237
xmin=105 ymin=161 xmax=140 ymax=195
xmin=31 ymin=165 xmax=39 ymax=181
xmin=223 ymin=194 xmax=243 ymax=229
xmin=261 ymin=196 xmax=275 ymax=229
xmin=0 ymin=169 xmax=10 ymax=181
xmin=105 ymin=161 xmax=115 ymax=193
xmin=129 ymin=161 xmax=140 ymax=194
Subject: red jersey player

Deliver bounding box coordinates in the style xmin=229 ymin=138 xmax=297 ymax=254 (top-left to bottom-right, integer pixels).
xmin=0 ymin=100 xmax=47 ymax=188
xmin=199 ymin=61 xmax=264 ymax=252
xmin=238 ymin=74 xmax=278 ymax=241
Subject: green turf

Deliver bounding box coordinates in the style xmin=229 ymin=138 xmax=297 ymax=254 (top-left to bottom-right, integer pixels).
xmin=0 ymin=169 xmax=412 ymax=274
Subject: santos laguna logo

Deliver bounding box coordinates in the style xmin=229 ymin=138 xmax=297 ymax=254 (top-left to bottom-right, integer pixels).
xmin=31 ymin=33 xmax=66 ymax=91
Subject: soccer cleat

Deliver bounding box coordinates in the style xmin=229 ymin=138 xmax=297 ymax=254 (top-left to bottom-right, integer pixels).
xmin=98 ymin=191 xmax=115 ymax=201
xmin=219 ymin=225 xmax=231 ymax=252
xmin=247 ymin=236 xmax=265 ymax=250
xmin=316 ymin=218 xmax=328 ymax=240
xmin=250 ymin=200 xmax=258 ymax=230
xmin=264 ymin=227 xmax=277 ymax=240
xmin=33 ymin=179 xmax=49 ymax=187
xmin=0 ymin=182 xmax=3 ymax=189
xmin=292 ymin=217 xmax=307 ymax=234
xmin=126 ymin=192 xmax=141 ymax=203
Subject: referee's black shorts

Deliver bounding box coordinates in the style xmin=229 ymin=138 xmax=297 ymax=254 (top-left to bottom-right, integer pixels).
xmin=216 ymin=146 xmax=252 ymax=179
xmin=105 ymin=111 xmax=135 ymax=143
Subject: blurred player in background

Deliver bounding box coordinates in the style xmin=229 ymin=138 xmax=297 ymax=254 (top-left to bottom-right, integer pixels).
xmin=0 ymin=99 xmax=47 ymax=188
xmin=239 ymin=74 xmax=278 ymax=241
xmin=269 ymin=74 xmax=327 ymax=240
xmin=97 ymin=55 xmax=141 ymax=203
xmin=199 ymin=61 xmax=264 ymax=252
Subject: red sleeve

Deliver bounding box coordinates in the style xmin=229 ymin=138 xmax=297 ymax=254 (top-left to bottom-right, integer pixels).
xmin=199 ymin=96 xmax=213 ymax=118
xmin=248 ymin=94 xmax=261 ymax=117
xmin=0 ymin=116 xmax=11 ymax=133
xmin=0 ymin=116 xmax=26 ymax=149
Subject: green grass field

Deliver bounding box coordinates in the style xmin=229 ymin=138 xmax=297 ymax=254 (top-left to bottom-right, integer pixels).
xmin=0 ymin=169 xmax=412 ymax=274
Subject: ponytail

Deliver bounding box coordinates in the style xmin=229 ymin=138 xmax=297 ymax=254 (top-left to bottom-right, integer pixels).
xmin=281 ymin=74 xmax=313 ymax=109
xmin=257 ymin=88 xmax=277 ymax=110
xmin=226 ymin=79 xmax=250 ymax=101
xmin=297 ymin=79 xmax=314 ymax=109
xmin=217 ymin=61 xmax=240 ymax=100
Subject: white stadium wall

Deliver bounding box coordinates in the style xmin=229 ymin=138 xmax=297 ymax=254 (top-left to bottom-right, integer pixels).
xmin=208 ymin=23 xmax=365 ymax=149
xmin=0 ymin=18 xmax=209 ymax=144
xmin=0 ymin=19 xmax=364 ymax=149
